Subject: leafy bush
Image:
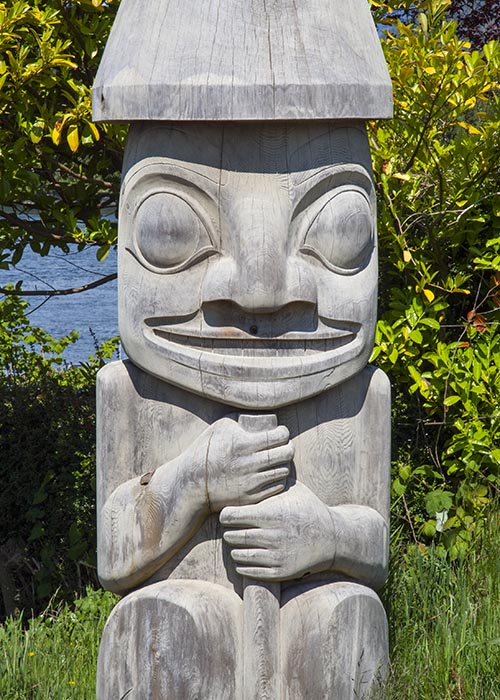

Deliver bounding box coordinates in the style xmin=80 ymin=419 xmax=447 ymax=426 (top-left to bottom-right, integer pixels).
xmin=0 ymin=0 xmax=124 ymax=266
xmin=370 ymin=0 xmax=500 ymax=556
xmin=0 ymin=294 xmax=118 ymax=616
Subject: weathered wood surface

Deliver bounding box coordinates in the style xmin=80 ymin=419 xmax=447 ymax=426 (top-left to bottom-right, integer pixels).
xmin=238 ymin=415 xmax=282 ymax=700
xmin=96 ymin=362 xmax=390 ymax=698
xmin=92 ymin=0 xmax=392 ymax=122
xmin=96 ymin=361 xmax=389 ymax=595
xmin=118 ymin=122 xmax=379 ymax=409
xmin=280 ymin=582 xmax=388 ymax=699
xmin=96 ymin=580 xmax=243 ymax=699
xmin=95 ymin=121 xmax=391 ymax=698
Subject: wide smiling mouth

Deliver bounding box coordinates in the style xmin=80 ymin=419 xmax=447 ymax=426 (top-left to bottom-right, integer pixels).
xmin=144 ymin=314 xmax=359 ymax=358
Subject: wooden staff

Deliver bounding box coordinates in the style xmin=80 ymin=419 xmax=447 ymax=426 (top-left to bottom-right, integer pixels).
xmin=238 ymin=414 xmax=282 ymax=700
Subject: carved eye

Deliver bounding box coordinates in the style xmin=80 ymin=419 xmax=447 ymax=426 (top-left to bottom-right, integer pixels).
xmin=134 ymin=192 xmax=214 ymax=271
xmin=301 ymin=189 xmax=373 ymax=272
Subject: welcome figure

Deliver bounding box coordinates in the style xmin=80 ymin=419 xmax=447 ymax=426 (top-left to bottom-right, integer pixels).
xmin=93 ymin=2 xmax=393 ymax=698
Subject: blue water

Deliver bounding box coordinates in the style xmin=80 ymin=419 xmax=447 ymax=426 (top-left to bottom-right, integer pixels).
xmin=1 ymin=246 xmax=120 ymax=365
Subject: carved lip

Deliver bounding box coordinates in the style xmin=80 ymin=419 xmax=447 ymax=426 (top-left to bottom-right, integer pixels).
xmin=144 ymin=315 xmax=359 ymax=357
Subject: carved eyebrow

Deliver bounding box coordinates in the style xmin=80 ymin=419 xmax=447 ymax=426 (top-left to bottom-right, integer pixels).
xmin=290 ymin=168 xmax=374 ymax=220
xmin=125 ymin=160 xmax=220 ymax=189
xmin=164 ymin=162 xmax=220 ymax=185
xmin=291 ymin=164 xmax=373 ymax=190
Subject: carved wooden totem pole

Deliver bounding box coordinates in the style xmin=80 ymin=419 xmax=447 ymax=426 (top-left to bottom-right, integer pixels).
xmin=93 ymin=1 xmax=393 ymax=698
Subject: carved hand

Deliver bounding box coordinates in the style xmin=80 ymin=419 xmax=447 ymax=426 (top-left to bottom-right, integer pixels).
xmin=220 ymin=481 xmax=335 ymax=581
xmin=196 ymin=416 xmax=294 ymax=513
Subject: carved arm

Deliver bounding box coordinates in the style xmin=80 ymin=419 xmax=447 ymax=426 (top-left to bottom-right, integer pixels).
xmin=221 ymin=481 xmax=389 ymax=590
xmin=98 ymin=417 xmax=293 ymax=594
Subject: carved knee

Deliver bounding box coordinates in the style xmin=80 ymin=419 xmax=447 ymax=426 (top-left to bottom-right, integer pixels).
xmin=96 ymin=580 xmax=242 ymax=700
xmin=281 ymin=582 xmax=388 ymax=700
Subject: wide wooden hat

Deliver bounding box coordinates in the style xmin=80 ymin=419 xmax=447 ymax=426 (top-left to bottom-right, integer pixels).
xmin=93 ymin=0 xmax=392 ymax=122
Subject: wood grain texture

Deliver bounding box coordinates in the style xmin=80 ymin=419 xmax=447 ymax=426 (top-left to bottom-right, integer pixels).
xmin=244 ymin=581 xmax=281 ymax=700
xmin=96 ymin=580 xmax=242 ymax=700
xmin=281 ymin=581 xmax=388 ymax=699
xmin=92 ymin=0 xmax=392 ymax=121
xmin=96 ymin=364 xmax=390 ymax=697
xmin=95 ymin=119 xmax=392 ymax=697
xmin=117 ymin=123 xmax=380 ymax=410
xmin=97 ymin=362 xmax=390 ymax=597
xmin=238 ymin=415 xmax=282 ymax=700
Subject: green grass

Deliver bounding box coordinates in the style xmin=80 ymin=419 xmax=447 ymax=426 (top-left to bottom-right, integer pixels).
xmin=0 ymin=515 xmax=498 ymax=699
xmin=0 ymin=588 xmax=117 ymax=700
xmin=381 ymin=512 xmax=500 ymax=699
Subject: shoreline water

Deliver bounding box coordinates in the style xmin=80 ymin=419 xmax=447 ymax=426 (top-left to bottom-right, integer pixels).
xmin=1 ymin=246 xmax=119 ymax=365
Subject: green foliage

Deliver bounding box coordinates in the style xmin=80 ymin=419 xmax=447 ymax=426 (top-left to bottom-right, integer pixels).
xmin=0 ymin=295 xmax=118 ymax=615
xmin=0 ymin=0 xmax=497 ymax=597
xmin=0 ymin=0 xmax=125 ymax=268
xmin=0 ymin=587 xmax=118 ymax=699
xmin=369 ymin=0 xmax=500 ymax=555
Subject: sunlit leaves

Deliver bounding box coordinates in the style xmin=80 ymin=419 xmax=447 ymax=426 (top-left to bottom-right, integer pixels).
xmin=0 ymin=0 xmax=125 ymax=264
xmin=370 ymin=0 xmax=500 ymax=554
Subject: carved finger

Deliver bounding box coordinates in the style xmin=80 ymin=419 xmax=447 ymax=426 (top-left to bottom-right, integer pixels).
xmin=234 ymin=566 xmax=281 ymax=580
xmin=250 ymin=482 xmax=287 ymax=501
xmin=230 ymin=548 xmax=276 ymax=567
xmin=239 ymin=444 xmax=293 ymax=475
xmin=259 ymin=444 xmax=295 ymax=470
xmin=223 ymin=528 xmax=278 ymax=549
xmin=222 ymin=498 xmax=284 ymax=526
xmin=249 ymin=425 xmax=290 ymax=452
xmin=235 ymin=483 xmax=285 ymax=506
xmin=246 ymin=467 xmax=289 ymax=493
xmin=220 ymin=504 xmax=263 ymax=528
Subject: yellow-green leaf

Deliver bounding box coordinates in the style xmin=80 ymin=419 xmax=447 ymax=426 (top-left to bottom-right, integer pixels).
xmin=422 ymin=520 xmax=436 ymax=537
xmin=67 ymin=125 xmax=79 ymax=152
xmin=30 ymin=121 xmax=44 ymax=144
xmin=88 ymin=122 xmax=100 ymax=141
xmin=457 ymin=122 xmax=482 ymax=135
xmin=418 ymin=12 xmax=428 ymax=34
xmin=52 ymin=59 xmax=78 ymax=69
xmin=52 ymin=125 xmax=62 ymax=146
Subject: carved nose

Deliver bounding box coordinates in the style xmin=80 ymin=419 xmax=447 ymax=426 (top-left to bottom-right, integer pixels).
xmin=202 ymin=255 xmax=317 ymax=314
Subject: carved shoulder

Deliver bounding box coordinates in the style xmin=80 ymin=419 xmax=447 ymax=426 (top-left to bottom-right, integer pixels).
xmin=361 ymin=366 xmax=391 ymax=438
xmin=96 ymin=360 xmax=126 ymax=409
xmin=357 ymin=366 xmax=391 ymax=521
xmin=365 ymin=365 xmax=391 ymax=404
xmin=96 ymin=360 xmax=224 ymax=504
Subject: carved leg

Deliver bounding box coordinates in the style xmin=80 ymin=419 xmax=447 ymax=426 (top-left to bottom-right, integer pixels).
xmin=281 ymin=582 xmax=388 ymax=700
xmin=96 ymin=580 xmax=242 ymax=700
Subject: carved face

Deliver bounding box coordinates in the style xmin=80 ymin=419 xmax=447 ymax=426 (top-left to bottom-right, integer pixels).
xmin=119 ymin=123 xmax=378 ymax=408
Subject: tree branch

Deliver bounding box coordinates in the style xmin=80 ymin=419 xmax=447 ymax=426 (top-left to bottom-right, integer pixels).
xmin=1 ymin=273 xmax=117 ymax=297
xmin=39 ymin=152 xmax=116 ymax=189
xmin=0 ymin=210 xmax=75 ymax=243
xmin=403 ymin=62 xmax=456 ymax=173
